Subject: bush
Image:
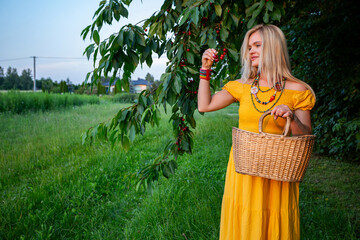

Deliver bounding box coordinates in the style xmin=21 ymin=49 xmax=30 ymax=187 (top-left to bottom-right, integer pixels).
xmin=283 ymin=0 xmax=360 ymax=161
xmin=111 ymin=93 xmax=138 ymax=103
xmin=0 ymin=92 xmax=100 ymax=114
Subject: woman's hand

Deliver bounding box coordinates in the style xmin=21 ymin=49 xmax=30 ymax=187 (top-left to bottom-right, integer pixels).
xmin=201 ymin=48 xmax=218 ymax=69
xmin=271 ymin=105 xmax=312 ymax=135
xmin=271 ymin=104 xmax=294 ymax=120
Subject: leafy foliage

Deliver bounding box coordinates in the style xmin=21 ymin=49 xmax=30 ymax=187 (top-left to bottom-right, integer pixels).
xmin=0 ymin=66 xmax=33 ymax=90
xmin=283 ymin=0 xmax=360 ymax=161
xmin=81 ymin=0 xmax=287 ymax=188
xmin=81 ymin=0 xmax=292 ymax=189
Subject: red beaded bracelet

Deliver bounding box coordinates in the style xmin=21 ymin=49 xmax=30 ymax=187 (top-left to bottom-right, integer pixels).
xmin=199 ymin=68 xmax=211 ymax=81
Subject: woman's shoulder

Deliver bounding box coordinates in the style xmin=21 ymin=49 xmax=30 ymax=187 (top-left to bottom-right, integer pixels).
xmin=285 ymin=79 xmax=308 ymax=91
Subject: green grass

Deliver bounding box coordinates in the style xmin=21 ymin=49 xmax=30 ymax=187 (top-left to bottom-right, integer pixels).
xmin=0 ymin=102 xmax=359 ymax=239
xmin=0 ymin=92 xmax=99 ymax=114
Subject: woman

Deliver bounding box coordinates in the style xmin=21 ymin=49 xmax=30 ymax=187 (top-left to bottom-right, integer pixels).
xmin=198 ymin=24 xmax=315 ymax=239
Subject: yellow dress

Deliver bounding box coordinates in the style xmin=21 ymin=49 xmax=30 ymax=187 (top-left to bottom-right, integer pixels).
xmin=220 ymin=81 xmax=315 ymax=240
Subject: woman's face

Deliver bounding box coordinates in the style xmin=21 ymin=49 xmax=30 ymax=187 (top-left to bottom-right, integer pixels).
xmin=248 ymin=31 xmax=262 ymax=68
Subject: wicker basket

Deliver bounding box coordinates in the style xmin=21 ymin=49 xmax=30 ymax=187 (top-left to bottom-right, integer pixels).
xmin=232 ymin=111 xmax=315 ymax=182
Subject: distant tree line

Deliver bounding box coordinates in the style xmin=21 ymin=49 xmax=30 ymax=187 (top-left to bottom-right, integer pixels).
xmin=0 ymin=66 xmax=33 ymax=90
xmin=0 ymin=66 xmax=79 ymax=93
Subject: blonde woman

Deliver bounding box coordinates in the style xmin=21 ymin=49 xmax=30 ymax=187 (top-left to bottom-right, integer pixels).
xmin=198 ymin=24 xmax=315 ymax=239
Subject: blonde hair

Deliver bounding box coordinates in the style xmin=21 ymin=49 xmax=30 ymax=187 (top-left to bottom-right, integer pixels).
xmin=240 ymin=24 xmax=315 ymax=98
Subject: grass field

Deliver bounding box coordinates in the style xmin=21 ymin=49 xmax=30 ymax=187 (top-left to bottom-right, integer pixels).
xmin=0 ymin=101 xmax=359 ymax=239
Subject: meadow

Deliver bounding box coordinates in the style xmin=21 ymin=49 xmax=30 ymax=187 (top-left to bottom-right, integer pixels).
xmin=0 ymin=92 xmax=99 ymax=114
xmin=0 ymin=101 xmax=359 ymax=239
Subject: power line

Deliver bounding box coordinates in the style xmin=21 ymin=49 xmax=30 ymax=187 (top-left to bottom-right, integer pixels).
xmin=0 ymin=56 xmax=90 ymax=62
xmin=37 ymin=56 xmax=88 ymax=60
xmin=0 ymin=57 xmax=30 ymax=62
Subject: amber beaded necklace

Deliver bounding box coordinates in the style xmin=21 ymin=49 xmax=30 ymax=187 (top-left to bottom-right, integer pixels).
xmin=250 ymin=75 xmax=286 ymax=113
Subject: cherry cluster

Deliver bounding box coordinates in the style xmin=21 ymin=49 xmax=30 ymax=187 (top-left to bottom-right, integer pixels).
xmin=176 ymin=117 xmax=189 ymax=151
xmin=186 ymin=79 xmax=197 ymax=94
xmin=214 ymin=48 xmax=228 ymax=62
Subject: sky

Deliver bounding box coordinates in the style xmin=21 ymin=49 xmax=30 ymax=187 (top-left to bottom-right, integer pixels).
xmin=0 ymin=0 xmax=167 ymax=84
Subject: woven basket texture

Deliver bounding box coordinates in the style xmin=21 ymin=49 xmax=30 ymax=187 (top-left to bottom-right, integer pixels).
xmin=232 ymin=112 xmax=315 ymax=182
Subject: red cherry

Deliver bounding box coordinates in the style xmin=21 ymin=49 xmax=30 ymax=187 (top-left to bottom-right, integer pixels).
xmin=216 ymin=30 xmax=220 ymax=34
xmin=181 ymin=118 xmax=184 ymax=121
xmin=188 ymin=31 xmax=191 ymax=35
xmin=223 ymin=48 xmax=227 ymax=52
xmin=144 ymin=29 xmax=147 ymax=32
xmin=227 ymin=9 xmax=230 ymax=13
xmin=187 ymin=49 xmax=190 ymax=52
xmin=220 ymin=55 xmax=224 ymax=60
xmin=194 ymin=91 xmax=197 ymax=94
xmin=178 ymin=148 xmax=180 ymax=151
xmin=215 ymin=58 xmax=219 ymax=62
xmin=176 ymin=142 xmax=179 ymax=145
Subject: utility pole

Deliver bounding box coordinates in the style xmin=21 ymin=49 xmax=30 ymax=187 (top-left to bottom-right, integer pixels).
xmin=31 ymin=56 xmax=37 ymax=92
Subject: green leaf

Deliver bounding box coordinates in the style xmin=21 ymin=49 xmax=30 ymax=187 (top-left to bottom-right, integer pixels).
xmin=117 ymin=30 xmax=124 ymax=46
xmin=129 ymin=124 xmax=136 ymax=142
xmin=259 ymin=0 xmax=265 ymax=9
xmin=228 ymin=48 xmax=239 ymax=61
xmin=247 ymin=17 xmax=256 ymax=29
xmin=208 ymin=38 xmax=216 ymax=48
xmin=119 ymin=3 xmax=128 ymax=18
xmin=122 ymin=135 xmax=130 ymax=151
xmin=149 ymin=22 xmax=158 ymax=38
xmin=168 ymin=160 xmax=178 ymax=173
xmin=179 ymin=8 xmax=191 ymax=26
xmin=185 ymin=51 xmax=194 ymax=65
xmin=186 ymin=116 xmax=196 ymax=128
xmin=266 ymin=1 xmax=274 ymax=11
xmin=244 ymin=0 xmax=252 ymax=7
xmin=252 ymin=7 xmax=262 ymax=19
xmin=263 ymin=11 xmax=269 ymax=23
xmin=129 ymin=51 xmax=139 ymax=67
xmin=173 ymin=75 xmax=182 ymax=94
xmin=186 ymin=66 xmax=198 ymax=74
xmin=162 ymin=165 xmax=171 ymax=178
xmin=245 ymin=2 xmax=260 ymax=17
xmin=136 ymin=33 xmax=146 ymax=46
xmin=86 ymin=44 xmax=95 ymax=60
xmin=93 ymin=30 xmax=100 ymax=45
xmin=230 ymin=13 xmax=240 ymax=27
xmin=214 ymin=4 xmax=222 ymax=17
xmin=220 ymin=27 xmax=229 ymax=42
xmin=190 ymin=7 xmax=200 ymax=25
xmin=115 ymin=79 xmax=122 ymax=92
xmin=141 ymin=108 xmax=151 ymax=125
xmin=81 ymin=25 xmax=91 ymax=40
xmin=270 ymin=7 xmax=281 ymax=21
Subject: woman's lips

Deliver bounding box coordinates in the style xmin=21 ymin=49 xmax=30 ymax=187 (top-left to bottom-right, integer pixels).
xmin=251 ymin=56 xmax=258 ymax=61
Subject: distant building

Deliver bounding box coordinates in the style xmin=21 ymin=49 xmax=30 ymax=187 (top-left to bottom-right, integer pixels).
xmin=101 ymin=78 xmax=151 ymax=94
xmin=131 ymin=79 xmax=151 ymax=93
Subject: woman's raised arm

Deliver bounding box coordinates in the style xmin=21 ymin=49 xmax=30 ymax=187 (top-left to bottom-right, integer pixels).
xmin=197 ymin=49 xmax=235 ymax=112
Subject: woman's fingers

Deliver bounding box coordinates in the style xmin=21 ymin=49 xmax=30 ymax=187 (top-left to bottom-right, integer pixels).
xmin=271 ymin=105 xmax=293 ymax=120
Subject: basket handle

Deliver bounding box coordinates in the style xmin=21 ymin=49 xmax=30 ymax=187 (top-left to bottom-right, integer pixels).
xmin=258 ymin=110 xmax=291 ymax=136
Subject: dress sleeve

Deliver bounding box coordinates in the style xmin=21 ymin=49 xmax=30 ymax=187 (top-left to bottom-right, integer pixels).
xmin=292 ymin=90 xmax=316 ymax=111
xmin=222 ymin=81 xmax=242 ymax=102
